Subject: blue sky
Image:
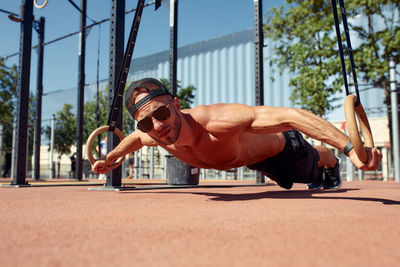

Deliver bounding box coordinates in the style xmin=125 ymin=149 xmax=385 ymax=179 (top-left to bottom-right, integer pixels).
xmin=1 ymin=0 xmax=285 ymax=95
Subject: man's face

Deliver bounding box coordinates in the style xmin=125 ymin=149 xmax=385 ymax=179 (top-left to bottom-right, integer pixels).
xmin=134 ymin=95 xmax=182 ymax=145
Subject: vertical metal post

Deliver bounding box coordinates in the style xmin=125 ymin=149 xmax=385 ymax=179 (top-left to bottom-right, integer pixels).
xmin=390 ymin=58 xmax=399 ymax=182
xmin=254 ymin=0 xmax=265 ymax=184
xmin=139 ymin=149 xmax=143 ymax=178
xmin=169 ymin=0 xmax=178 ymax=95
xmin=0 ymin=124 xmax=3 ymax=176
xmin=382 ymin=147 xmax=389 ymax=181
xmin=13 ymin=0 xmax=33 ymax=185
xmin=75 ymin=0 xmax=87 ymax=181
xmin=163 ymin=153 xmax=167 ymax=179
xmin=33 ymin=17 xmax=45 ymax=180
xmin=346 ymin=158 xmax=354 ymax=181
xmin=11 ymin=120 xmax=17 ymax=180
xmin=134 ymin=151 xmax=139 ymax=179
xmin=150 ymin=147 xmax=154 ymax=179
xmin=107 ymin=0 xmax=125 ymax=187
xmin=50 ymin=114 xmax=55 ymax=178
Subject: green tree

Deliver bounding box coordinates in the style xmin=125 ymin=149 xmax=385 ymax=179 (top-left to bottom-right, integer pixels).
xmin=83 ymin=90 xmax=108 ymax=141
xmin=264 ymin=0 xmax=399 ymax=118
xmin=83 ymin=86 xmax=136 ymax=141
xmin=0 ymin=60 xmax=36 ymax=170
xmin=160 ymin=78 xmax=196 ymax=109
xmin=348 ymin=0 xmax=399 ymax=147
xmin=0 ymin=60 xmax=18 ymax=151
xmin=265 ymin=1 xmax=344 ymax=117
xmin=45 ymin=104 xmax=76 ymax=159
xmin=27 ymin=92 xmax=36 ymax=170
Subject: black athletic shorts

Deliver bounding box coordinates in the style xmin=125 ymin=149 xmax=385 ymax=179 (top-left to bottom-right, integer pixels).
xmin=247 ymin=130 xmax=322 ymax=189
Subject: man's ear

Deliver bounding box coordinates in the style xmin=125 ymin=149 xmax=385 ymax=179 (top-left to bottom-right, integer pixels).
xmin=173 ymin=96 xmax=181 ymax=110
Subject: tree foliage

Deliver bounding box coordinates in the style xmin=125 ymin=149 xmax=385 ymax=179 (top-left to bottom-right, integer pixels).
xmin=0 ymin=60 xmax=36 ymax=168
xmin=0 ymin=60 xmax=18 ymax=150
xmin=45 ymin=104 xmax=76 ymax=158
xmin=348 ymin=1 xmax=400 ymax=100
xmin=160 ymin=78 xmax=196 ymax=109
xmin=83 ymin=90 xmax=109 ymax=142
xmin=264 ymin=0 xmax=399 ymax=118
xmin=83 ymin=86 xmax=136 ymax=141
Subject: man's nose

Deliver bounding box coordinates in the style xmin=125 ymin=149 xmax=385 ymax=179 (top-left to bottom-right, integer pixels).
xmin=152 ymin=117 xmax=164 ymax=131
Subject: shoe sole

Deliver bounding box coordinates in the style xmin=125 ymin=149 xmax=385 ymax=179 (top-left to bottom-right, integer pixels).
xmin=323 ymin=179 xmax=342 ymax=190
xmin=307 ymin=184 xmax=323 ymax=190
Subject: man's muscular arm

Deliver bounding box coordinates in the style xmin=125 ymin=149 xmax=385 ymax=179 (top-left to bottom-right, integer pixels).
xmin=251 ymin=106 xmax=349 ymax=149
xmin=92 ymin=131 xmax=156 ymax=174
xmin=250 ymin=105 xmax=382 ymax=170
xmin=197 ymin=104 xmax=348 ymax=149
xmin=195 ymin=104 xmax=381 ymax=170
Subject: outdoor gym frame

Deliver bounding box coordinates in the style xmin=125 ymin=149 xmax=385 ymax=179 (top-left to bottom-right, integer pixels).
xmin=6 ymin=0 xmax=266 ymax=187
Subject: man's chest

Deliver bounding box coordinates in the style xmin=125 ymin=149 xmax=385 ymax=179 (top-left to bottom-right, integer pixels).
xmin=165 ymin=133 xmax=242 ymax=169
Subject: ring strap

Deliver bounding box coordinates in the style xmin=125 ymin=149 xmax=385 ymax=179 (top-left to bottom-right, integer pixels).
xmin=107 ymin=0 xmax=145 ymax=131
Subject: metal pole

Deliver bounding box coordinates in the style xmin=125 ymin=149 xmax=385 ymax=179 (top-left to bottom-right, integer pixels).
xmin=11 ymin=120 xmax=16 ymax=180
xmin=254 ymin=0 xmax=265 ymax=184
xmin=106 ymin=0 xmax=125 ymax=187
xmin=139 ymin=149 xmax=143 ymax=178
xmin=33 ymin=17 xmax=45 ymax=180
xmin=169 ymin=0 xmax=178 ymax=95
xmin=13 ymin=0 xmax=33 ymax=185
xmin=50 ymin=114 xmax=55 ymax=178
xmin=150 ymin=147 xmax=154 ymax=179
xmin=346 ymin=158 xmax=354 ymax=181
xmin=390 ymin=57 xmax=399 ymax=182
xmin=0 ymin=124 xmax=3 ymax=176
xmin=75 ymin=0 xmax=87 ymax=181
xmin=134 ymin=151 xmax=139 ymax=179
xmin=163 ymin=152 xmax=167 ymax=179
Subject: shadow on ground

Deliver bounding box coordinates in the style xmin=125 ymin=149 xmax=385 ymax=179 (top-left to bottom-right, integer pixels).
xmin=124 ymin=188 xmax=400 ymax=205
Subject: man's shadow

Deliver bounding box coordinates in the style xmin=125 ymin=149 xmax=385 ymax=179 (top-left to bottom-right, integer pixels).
xmin=138 ymin=188 xmax=400 ymax=205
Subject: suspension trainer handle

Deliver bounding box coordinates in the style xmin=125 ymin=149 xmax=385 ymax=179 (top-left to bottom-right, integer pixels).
xmin=338 ymin=0 xmax=361 ymax=102
xmin=34 ymin=0 xmax=48 ymax=9
xmin=107 ymin=0 xmax=146 ymax=131
xmin=344 ymin=95 xmax=374 ymax=164
xmin=331 ymin=0 xmax=375 ymax=163
xmin=331 ymin=0 xmax=350 ymax=96
xmin=86 ymin=0 xmax=146 ymax=168
xmin=86 ymin=126 xmax=125 ymax=169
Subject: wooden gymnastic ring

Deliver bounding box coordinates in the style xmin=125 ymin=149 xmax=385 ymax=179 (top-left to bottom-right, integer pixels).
xmin=34 ymin=0 xmax=48 ymax=9
xmin=344 ymin=94 xmax=374 ymax=163
xmin=86 ymin=125 xmax=125 ymax=170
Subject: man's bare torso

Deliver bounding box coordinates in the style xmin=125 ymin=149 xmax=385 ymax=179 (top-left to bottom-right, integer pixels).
xmin=151 ymin=108 xmax=287 ymax=170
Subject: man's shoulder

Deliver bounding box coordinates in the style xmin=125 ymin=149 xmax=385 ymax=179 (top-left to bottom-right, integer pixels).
xmin=183 ymin=103 xmax=255 ymax=135
xmin=187 ymin=103 xmax=250 ymax=115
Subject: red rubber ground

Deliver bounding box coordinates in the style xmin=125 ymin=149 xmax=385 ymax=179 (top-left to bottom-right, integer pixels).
xmin=0 ymin=179 xmax=399 ymax=267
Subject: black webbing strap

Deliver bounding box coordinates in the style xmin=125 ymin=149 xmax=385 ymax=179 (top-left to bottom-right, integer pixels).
xmin=331 ymin=0 xmax=361 ymax=106
xmin=107 ymin=0 xmax=145 ymax=131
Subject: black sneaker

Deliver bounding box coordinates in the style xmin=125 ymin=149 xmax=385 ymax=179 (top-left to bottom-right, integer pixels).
xmin=323 ymin=159 xmax=342 ymax=189
xmin=307 ymin=167 xmax=324 ymax=189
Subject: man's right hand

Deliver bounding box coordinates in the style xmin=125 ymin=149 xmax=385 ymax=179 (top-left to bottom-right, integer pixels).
xmin=92 ymin=159 xmax=113 ymax=174
xmin=348 ymin=147 xmax=382 ymax=171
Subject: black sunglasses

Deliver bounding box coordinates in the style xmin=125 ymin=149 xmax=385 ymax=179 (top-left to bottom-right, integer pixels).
xmin=137 ymin=104 xmax=171 ymax=133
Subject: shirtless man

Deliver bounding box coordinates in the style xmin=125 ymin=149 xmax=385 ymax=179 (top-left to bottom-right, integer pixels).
xmin=93 ymin=78 xmax=382 ymax=190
